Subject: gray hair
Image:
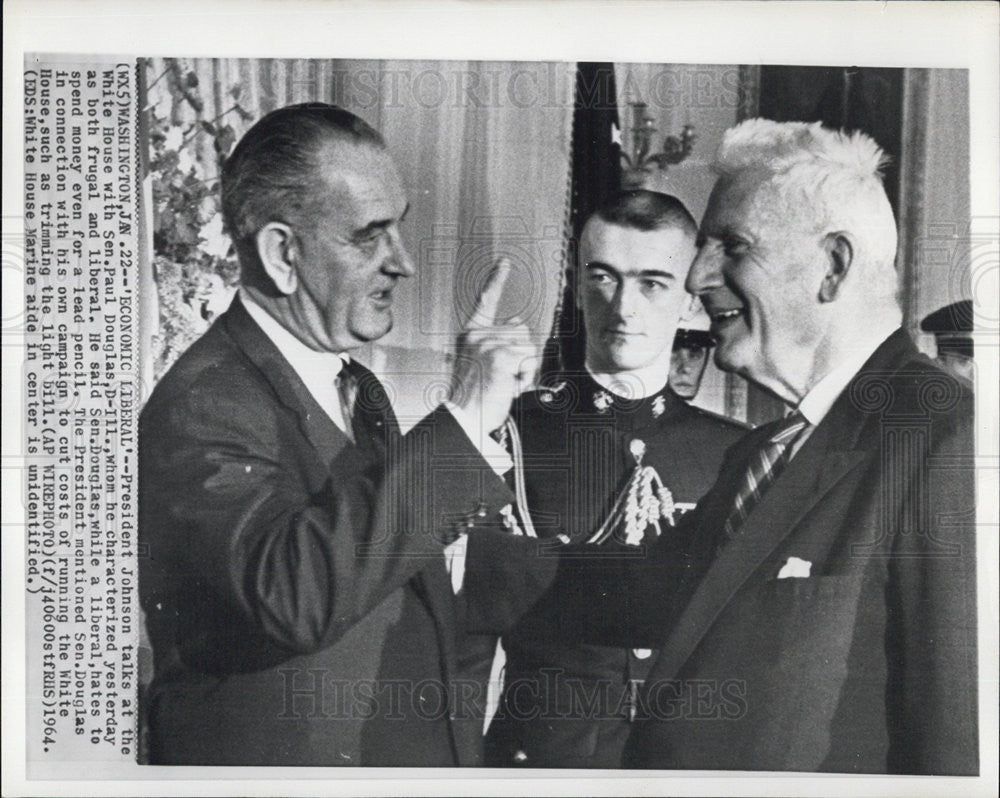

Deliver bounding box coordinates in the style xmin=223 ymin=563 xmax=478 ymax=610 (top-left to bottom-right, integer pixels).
xmin=220 ymin=103 xmax=384 ymax=248
xmin=714 ymin=119 xmax=899 ymax=292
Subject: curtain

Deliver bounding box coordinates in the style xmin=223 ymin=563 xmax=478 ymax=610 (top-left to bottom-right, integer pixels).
xmin=897 ymin=68 xmax=972 ymax=355
xmin=547 ymin=62 xmax=621 ymax=377
xmin=137 ymin=58 xmax=576 ymax=423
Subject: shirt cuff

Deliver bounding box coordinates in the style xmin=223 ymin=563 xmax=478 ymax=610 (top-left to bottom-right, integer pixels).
xmin=441 ymin=401 xmax=512 ymax=477
xmin=444 ymin=534 xmax=468 ymax=594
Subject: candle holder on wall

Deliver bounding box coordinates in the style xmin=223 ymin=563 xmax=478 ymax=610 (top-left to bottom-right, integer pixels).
xmin=619 ymin=102 xmax=696 ymax=189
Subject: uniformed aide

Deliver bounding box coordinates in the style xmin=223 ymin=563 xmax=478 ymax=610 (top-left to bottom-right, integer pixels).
xmin=485 ymin=190 xmax=747 ymax=768
xmin=669 ymin=295 xmax=714 ymax=401
xmin=920 ymin=299 xmax=975 ymax=382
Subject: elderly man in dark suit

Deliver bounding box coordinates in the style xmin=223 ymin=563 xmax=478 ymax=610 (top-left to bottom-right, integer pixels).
xmin=139 ymin=103 xmax=525 ymax=766
xmin=461 ymin=119 xmax=978 ymax=774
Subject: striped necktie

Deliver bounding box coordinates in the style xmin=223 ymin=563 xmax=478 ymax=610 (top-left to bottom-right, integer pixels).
xmin=722 ymin=411 xmax=810 ymax=540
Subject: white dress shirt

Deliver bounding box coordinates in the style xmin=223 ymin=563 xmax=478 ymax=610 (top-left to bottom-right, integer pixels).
xmin=241 ymin=288 xmax=352 ymax=435
xmin=240 ymin=289 xmax=511 ymax=595
xmin=790 ymin=329 xmax=896 ymax=457
xmin=587 ymin=359 xmax=670 ymax=399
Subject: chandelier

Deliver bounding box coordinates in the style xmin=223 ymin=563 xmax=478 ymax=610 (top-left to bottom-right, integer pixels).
xmin=619 ymin=102 xmax=696 ymax=189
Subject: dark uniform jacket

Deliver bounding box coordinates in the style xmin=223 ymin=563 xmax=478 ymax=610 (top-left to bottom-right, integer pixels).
xmin=139 ymin=297 xmax=512 ymax=766
xmin=464 ymin=331 xmax=978 ymax=774
xmin=484 ymin=371 xmax=747 ymax=768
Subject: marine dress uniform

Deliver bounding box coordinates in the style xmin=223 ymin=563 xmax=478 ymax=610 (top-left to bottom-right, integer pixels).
xmin=484 ymin=369 xmax=747 ymax=768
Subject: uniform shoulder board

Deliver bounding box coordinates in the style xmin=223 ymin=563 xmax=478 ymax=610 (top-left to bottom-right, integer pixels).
xmin=513 ymin=380 xmax=568 ymax=414
xmin=536 ymin=380 xmax=568 ymax=404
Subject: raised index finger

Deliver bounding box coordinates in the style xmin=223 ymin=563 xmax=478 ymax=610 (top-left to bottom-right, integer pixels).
xmin=468 ymin=258 xmax=512 ymax=328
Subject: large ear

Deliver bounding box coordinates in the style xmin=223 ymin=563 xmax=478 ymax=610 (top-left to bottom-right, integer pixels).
xmin=819 ymin=231 xmax=854 ymax=302
xmin=255 ymin=222 xmax=299 ymax=296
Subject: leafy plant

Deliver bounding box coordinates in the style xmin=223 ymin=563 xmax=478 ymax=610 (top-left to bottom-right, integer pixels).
xmin=146 ymin=61 xmax=254 ymax=378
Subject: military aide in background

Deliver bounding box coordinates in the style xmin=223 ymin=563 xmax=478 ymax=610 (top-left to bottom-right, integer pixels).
xmin=484 ymin=191 xmax=747 ymax=768
xmin=921 ymin=299 xmax=974 ymax=382
xmin=669 ymin=298 xmax=715 ymax=401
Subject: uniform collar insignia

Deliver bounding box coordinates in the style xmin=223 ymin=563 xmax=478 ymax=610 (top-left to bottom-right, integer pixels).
xmin=593 ymin=390 xmax=613 ymax=413
xmin=651 ymin=395 xmax=666 ymax=417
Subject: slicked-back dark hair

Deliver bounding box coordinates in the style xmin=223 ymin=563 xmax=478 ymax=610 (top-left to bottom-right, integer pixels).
xmin=591 ymin=189 xmax=696 ymax=235
xmin=221 ymin=103 xmax=384 ymax=250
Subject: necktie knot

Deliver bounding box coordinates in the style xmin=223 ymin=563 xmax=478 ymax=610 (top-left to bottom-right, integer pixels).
xmin=768 ymin=411 xmax=809 ymax=445
xmin=335 ymin=359 xmax=389 ymax=451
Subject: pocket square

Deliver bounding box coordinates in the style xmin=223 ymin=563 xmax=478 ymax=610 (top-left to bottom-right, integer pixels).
xmin=777 ymin=556 xmax=812 ymax=579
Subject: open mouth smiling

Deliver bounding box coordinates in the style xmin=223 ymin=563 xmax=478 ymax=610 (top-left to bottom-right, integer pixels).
xmin=709 ymin=308 xmax=745 ymax=324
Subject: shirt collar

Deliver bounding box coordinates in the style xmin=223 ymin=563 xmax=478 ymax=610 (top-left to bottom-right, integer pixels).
xmin=240 ymin=288 xmax=348 ymax=381
xmin=796 ymin=330 xmax=894 ymax=427
xmin=584 ymin=360 xmax=669 ymax=400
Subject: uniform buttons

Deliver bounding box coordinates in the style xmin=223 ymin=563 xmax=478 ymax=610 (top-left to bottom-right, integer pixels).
xmin=513 ymin=749 xmax=528 ymax=763
xmin=632 ymin=648 xmax=652 ymax=659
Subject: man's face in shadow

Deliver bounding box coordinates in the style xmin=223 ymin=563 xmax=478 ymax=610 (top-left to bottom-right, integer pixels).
xmin=936 ymin=350 xmax=975 ymax=383
xmin=669 ymin=343 xmax=710 ymax=400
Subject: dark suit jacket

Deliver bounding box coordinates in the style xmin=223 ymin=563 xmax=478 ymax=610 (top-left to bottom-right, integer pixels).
xmin=140 ymin=298 xmax=511 ymax=766
xmin=486 ymin=373 xmax=747 ymax=768
xmin=464 ymin=330 xmax=978 ymax=774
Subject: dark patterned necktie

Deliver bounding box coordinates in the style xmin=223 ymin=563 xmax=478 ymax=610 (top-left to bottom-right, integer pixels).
xmin=722 ymin=411 xmax=810 ymax=540
xmin=335 ymin=358 xmax=389 ymax=456
xmin=334 ymin=360 xmax=359 ymax=444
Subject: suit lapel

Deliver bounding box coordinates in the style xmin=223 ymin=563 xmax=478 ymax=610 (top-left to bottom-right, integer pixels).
xmin=652 ymin=424 xmax=867 ymax=682
xmin=221 ymin=297 xmax=352 ymax=468
xmin=649 ymin=333 xmax=917 ymax=683
xmin=223 ymin=297 xmax=465 ymax=755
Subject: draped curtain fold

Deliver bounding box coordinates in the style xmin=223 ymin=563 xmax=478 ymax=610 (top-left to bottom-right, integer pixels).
xmin=137 ymin=58 xmax=575 ymax=423
xmin=897 ymin=68 xmax=972 ymax=355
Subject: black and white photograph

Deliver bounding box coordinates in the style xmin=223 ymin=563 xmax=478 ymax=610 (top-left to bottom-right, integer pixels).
xmin=4 ymin=2 xmax=998 ymax=796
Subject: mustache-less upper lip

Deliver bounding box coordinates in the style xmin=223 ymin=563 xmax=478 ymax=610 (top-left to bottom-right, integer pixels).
xmin=702 ymin=299 xmax=745 ymax=319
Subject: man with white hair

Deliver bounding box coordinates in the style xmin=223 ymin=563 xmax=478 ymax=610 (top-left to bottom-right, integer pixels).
xmin=461 ymin=119 xmax=977 ymax=774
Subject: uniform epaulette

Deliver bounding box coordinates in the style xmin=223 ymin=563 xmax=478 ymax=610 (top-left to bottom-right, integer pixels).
xmin=513 ymin=380 xmax=569 ymax=414
xmin=514 ymin=379 xmax=567 ymax=407
xmin=535 ymin=380 xmax=568 ymax=404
